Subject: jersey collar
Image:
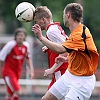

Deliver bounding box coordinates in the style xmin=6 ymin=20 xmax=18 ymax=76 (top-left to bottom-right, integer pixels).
xmin=47 ymin=22 xmax=60 ymax=30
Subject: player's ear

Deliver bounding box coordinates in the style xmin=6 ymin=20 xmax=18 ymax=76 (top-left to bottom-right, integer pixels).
xmin=42 ymin=17 xmax=46 ymax=23
xmin=67 ymin=12 xmax=71 ymax=18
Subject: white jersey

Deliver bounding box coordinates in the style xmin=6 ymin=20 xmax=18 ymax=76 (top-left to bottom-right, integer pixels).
xmin=46 ymin=22 xmax=68 ymax=44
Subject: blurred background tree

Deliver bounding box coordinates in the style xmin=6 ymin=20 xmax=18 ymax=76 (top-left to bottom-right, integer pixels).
xmin=0 ymin=0 xmax=100 ymax=46
xmin=83 ymin=0 xmax=100 ymax=46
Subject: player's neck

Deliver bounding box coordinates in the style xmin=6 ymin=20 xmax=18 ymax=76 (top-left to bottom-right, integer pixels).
xmin=46 ymin=21 xmax=53 ymax=30
xmin=69 ymin=22 xmax=81 ymax=32
xmin=17 ymin=42 xmax=23 ymax=46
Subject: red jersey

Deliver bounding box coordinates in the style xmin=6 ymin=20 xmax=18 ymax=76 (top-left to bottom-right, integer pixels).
xmin=46 ymin=22 xmax=68 ymax=72
xmin=0 ymin=40 xmax=31 ymax=79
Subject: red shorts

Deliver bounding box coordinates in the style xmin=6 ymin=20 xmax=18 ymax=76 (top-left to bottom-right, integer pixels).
xmin=3 ymin=75 xmax=20 ymax=95
xmin=48 ymin=68 xmax=66 ymax=90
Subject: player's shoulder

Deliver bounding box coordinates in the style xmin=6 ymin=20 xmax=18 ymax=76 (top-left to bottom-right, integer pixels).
xmin=6 ymin=40 xmax=16 ymax=46
xmin=49 ymin=24 xmax=59 ymax=30
xmin=47 ymin=24 xmax=61 ymax=34
xmin=2 ymin=40 xmax=17 ymax=50
xmin=23 ymin=41 xmax=30 ymax=48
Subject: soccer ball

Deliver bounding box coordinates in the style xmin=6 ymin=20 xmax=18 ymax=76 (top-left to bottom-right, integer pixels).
xmin=15 ymin=2 xmax=35 ymax=22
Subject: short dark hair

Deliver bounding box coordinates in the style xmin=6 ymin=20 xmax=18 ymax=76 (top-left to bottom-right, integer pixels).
xmin=64 ymin=3 xmax=83 ymax=22
xmin=14 ymin=28 xmax=27 ymax=41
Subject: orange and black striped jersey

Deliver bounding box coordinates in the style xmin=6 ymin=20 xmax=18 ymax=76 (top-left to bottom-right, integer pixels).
xmin=62 ymin=24 xmax=99 ymax=76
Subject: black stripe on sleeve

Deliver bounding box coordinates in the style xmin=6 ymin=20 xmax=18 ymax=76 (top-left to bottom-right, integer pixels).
xmin=63 ymin=46 xmax=73 ymax=53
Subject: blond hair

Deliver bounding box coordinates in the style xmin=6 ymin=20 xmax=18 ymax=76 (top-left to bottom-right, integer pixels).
xmin=33 ymin=6 xmax=52 ymax=21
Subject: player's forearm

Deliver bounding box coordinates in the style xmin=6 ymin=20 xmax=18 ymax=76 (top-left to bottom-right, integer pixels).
xmin=26 ymin=58 xmax=34 ymax=72
xmin=32 ymin=24 xmax=66 ymax=53
xmin=59 ymin=52 xmax=68 ymax=57
xmin=39 ymin=36 xmax=66 ymax=54
xmin=44 ymin=62 xmax=63 ymax=77
xmin=50 ymin=62 xmax=63 ymax=73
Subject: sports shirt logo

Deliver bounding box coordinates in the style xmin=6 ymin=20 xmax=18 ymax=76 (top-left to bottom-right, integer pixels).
xmin=16 ymin=8 xmax=29 ymax=18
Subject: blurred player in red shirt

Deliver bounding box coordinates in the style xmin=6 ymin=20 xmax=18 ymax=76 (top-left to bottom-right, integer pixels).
xmin=33 ymin=6 xmax=68 ymax=90
xmin=0 ymin=28 xmax=34 ymax=100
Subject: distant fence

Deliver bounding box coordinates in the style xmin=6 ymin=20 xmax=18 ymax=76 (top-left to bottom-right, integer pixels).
xmin=0 ymin=78 xmax=100 ymax=100
xmin=0 ymin=78 xmax=100 ymax=92
xmin=0 ymin=78 xmax=50 ymax=86
xmin=0 ymin=78 xmax=100 ymax=87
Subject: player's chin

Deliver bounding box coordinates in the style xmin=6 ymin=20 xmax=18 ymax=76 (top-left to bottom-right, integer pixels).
xmin=65 ymin=22 xmax=69 ymax=28
xmin=17 ymin=40 xmax=24 ymax=44
xmin=41 ymin=27 xmax=45 ymax=30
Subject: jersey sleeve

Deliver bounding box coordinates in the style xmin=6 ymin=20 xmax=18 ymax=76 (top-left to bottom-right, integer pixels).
xmin=0 ymin=41 xmax=16 ymax=61
xmin=46 ymin=27 xmax=66 ymax=44
xmin=62 ymin=31 xmax=85 ymax=51
xmin=23 ymin=42 xmax=31 ymax=58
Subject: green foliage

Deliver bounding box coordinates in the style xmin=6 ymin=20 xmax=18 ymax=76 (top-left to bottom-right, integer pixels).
xmin=83 ymin=0 xmax=100 ymax=46
xmin=0 ymin=0 xmax=38 ymax=35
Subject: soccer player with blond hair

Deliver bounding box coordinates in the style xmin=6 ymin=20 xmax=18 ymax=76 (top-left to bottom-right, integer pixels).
xmin=33 ymin=6 xmax=68 ymax=90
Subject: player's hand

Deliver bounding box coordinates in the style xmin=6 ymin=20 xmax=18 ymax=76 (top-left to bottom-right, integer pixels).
xmin=32 ymin=24 xmax=43 ymax=40
xmin=44 ymin=69 xmax=53 ymax=78
xmin=55 ymin=55 xmax=68 ymax=64
xmin=42 ymin=46 xmax=48 ymax=53
xmin=29 ymin=71 xmax=34 ymax=79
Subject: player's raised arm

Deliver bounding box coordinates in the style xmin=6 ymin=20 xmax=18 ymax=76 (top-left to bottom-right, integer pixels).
xmin=32 ymin=24 xmax=66 ymax=54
